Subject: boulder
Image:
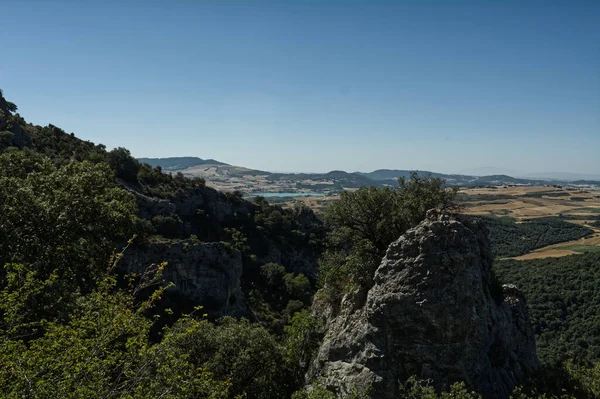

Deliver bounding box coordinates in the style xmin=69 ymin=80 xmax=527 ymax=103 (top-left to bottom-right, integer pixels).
xmin=309 ymin=216 xmax=539 ymax=398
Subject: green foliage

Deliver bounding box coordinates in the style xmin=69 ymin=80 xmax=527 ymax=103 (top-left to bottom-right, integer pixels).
xmin=0 ymin=88 xmax=18 ymax=114
xmin=225 ymin=227 xmax=250 ymax=252
xmin=398 ymin=377 xmax=480 ymax=399
xmin=291 ymin=384 xmax=337 ymax=399
xmin=225 ymin=190 xmax=245 ymax=204
xmin=0 ymin=256 xmax=231 ymax=399
xmin=284 ymin=309 xmax=322 ymax=385
xmin=166 ymin=316 xmax=295 ymax=398
xmin=0 ymin=130 xmax=13 ymax=150
xmin=291 ymin=382 xmax=369 ymax=399
xmin=510 ymin=360 xmax=600 ymax=399
xmin=107 ymin=147 xmax=141 ymax=182
xmin=250 ymin=264 xmax=314 ymax=330
xmin=495 ymin=253 xmax=600 ymax=363
xmin=480 ymin=216 xmax=593 ymax=258
xmin=261 ymin=262 xmax=287 ymax=285
xmin=234 ymin=201 xmax=324 ymax=328
xmin=319 ymin=172 xmax=459 ymax=299
xmin=0 ymin=151 xmax=137 ymax=325
xmin=284 ymin=273 xmax=312 ymax=301
xmin=152 ymin=215 xmax=183 ymax=239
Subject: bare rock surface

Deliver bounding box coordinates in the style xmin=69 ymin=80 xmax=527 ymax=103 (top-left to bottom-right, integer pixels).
xmin=309 ymin=217 xmax=539 ymax=399
xmin=121 ymin=240 xmax=247 ymax=317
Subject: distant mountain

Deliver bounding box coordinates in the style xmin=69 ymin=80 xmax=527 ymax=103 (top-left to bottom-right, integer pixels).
xmin=358 ymin=169 xmax=476 ymax=183
xmin=356 ymin=170 xmax=585 ymax=188
xmin=137 ymin=156 xmax=228 ymax=171
xmin=518 ymin=172 xmax=600 ymax=181
xmin=137 ymin=158 xmax=600 ymax=194
xmin=459 ymin=167 xmax=523 ymax=177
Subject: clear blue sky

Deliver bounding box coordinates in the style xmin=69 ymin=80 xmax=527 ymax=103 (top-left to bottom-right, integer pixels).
xmin=2 ymin=0 xmax=599 ymax=174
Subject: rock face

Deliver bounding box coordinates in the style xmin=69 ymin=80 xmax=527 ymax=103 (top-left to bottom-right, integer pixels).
xmin=309 ymin=216 xmax=539 ymax=399
xmin=121 ymin=240 xmax=247 ymax=318
xmin=130 ymin=185 xmax=323 ymax=278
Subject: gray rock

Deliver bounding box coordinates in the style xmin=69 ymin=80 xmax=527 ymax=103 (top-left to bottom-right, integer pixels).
xmin=121 ymin=240 xmax=247 ymax=317
xmin=309 ymin=217 xmax=539 ymax=399
xmin=130 ymin=190 xmax=177 ymax=219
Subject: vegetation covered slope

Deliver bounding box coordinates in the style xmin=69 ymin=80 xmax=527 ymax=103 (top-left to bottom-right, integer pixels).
xmin=495 ymin=254 xmax=600 ymax=363
xmin=0 ymin=88 xmax=326 ymax=327
xmin=0 ymin=88 xmax=323 ymax=398
xmin=138 ymin=156 xmax=228 ymax=170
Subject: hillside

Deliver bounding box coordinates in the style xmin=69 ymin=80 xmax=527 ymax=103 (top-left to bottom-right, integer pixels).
xmin=0 ymin=88 xmax=326 ymax=325
xmin=138 ymin=156 xmax=229 ymax=171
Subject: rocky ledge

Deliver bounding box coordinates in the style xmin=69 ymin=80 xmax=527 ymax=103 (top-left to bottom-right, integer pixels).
xmin=308 ymin=216 xmax=539 ymax=399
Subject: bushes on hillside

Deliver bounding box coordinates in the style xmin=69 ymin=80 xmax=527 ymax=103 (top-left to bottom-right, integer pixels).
xmin=0 ymin=151 xmax=137 ymax=325
xmin=107 ymin=147 xmax=140 ymax=182
xmin=152 ymin=215 xmax=183 ymax=239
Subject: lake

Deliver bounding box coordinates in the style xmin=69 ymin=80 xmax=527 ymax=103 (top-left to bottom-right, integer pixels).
xmin=245 ymin=192 xmax=325 ymax=198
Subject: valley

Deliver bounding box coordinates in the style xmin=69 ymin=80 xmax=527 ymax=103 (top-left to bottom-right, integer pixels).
xmin=140 ymin=157 xmax=598 ymax=195
xmin=141 ymin=157 xmax=600 ymax=260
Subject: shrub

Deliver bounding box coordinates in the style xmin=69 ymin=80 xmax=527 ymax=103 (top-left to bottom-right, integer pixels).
xmin=152 ymin=215 xmax=182 ymax=238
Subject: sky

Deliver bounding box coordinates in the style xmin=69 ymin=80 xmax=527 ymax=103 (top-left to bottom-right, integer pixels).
xmin=1 ymin=0 xmax=599 ymax=175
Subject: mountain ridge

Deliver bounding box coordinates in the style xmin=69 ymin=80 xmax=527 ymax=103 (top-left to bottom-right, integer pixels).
xmin=137 ymin=157 xmax=600 ymax=194
xmin=138 ymin=156 xmax=229 ymax=171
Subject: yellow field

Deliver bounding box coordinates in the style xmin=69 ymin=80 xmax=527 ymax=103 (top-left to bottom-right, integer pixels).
xmin=462 ymin=185 xmax=600 ymax=259
xmin=274 ymin=185 xmax=600 ymax=259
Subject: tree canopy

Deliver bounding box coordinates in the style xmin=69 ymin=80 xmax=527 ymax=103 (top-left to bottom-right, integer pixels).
xmin=318 ymin=172 xmax=460 ymax=300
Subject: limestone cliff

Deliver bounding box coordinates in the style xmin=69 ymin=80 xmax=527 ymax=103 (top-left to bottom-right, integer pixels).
xmin=308 ymin=216 xmax=539 ymax=399
xmin=121 ymin=240 xmax=247 ymax=317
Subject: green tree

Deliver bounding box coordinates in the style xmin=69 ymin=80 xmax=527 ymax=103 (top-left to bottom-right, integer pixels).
xmin=0 ymin=256 xmax=231 ymax=399
xmin=106 ymin=147 xmax=140 ymax=182
xmin=165 ymin=316 xmax=295 ymax=398
xmin=318 ymin=172 xmax=459 ymax=299
xmin=0 ymin=131 xmax=13 ymax=150
xmin=284 ymin=309 xmax=322 ymax=385
xmin=0 ymin=151 xmax=137 ymax=326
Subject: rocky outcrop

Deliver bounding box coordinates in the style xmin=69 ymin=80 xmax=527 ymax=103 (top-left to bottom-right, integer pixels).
xmin=121 ymin=240 xmax=247 ymax=317
xmin=309 ymin=216 xmax=539 ymax=399
xmin=130 ymin=185 xmax=322 ymax=278
xmin=131 ymin=190 xmax=177 ymax=219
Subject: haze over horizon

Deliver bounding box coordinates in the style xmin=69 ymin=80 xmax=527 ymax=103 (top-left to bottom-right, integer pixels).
xmin=2 ymin=1 xmax=599 ymax=175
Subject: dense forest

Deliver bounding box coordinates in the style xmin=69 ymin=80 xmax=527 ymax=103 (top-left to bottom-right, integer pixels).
xmin=477 ymin=216 xmax=593 ymax=258
xmin=495 ymin=254 xmax=600 ymax=363
xmin=1 ymin=88 xmax=600 ymax=398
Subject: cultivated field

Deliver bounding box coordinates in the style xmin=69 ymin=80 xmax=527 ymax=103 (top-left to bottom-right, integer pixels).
xmin=256 ymin=184 xmax=600 ymax=259
xmin=460 ymin=185 xmax=600 ymax=259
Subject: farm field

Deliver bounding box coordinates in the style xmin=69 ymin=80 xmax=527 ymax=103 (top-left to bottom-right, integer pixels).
xmin=269 ymin=185 xmax=600 ymax=259
xmin=460 ymin=185 xmax=600 ymax=259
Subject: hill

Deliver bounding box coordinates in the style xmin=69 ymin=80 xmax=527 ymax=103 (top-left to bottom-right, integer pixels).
xmin=360 ymin=169 xmax=571 ymax=187
xmin=137 ymin=156 xmax=228 ymax=171
xmin=143 ymin=159 xmax=600 ymax=195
